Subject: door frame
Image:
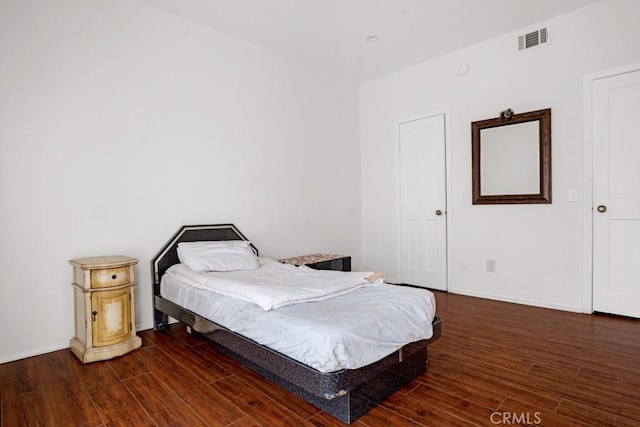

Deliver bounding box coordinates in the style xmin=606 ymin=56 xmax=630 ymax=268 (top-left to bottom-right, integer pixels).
xmin=394 ymin=109 xmax=451 ymax=289
xmin=582 ymin=61 xmax=640 ymax=314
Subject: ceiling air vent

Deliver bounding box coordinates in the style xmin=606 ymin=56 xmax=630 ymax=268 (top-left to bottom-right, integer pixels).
xmin=518 ymin=28 xmax=548 ymax=51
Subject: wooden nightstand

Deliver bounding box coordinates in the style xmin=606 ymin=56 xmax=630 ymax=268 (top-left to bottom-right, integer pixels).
xmin=69 ymin=255 xmax=142 ymax=363
xmin=280 ymin=254 xmax=352 ymax=272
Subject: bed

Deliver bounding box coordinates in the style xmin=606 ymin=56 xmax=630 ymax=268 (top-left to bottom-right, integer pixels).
xmin=151 ymin=224 xmax=441 ymax=424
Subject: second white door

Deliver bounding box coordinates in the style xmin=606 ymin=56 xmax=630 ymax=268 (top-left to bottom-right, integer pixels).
xmin=399 ymin=114 xmax=447 ymax=290
xmin=592 ymin=67 xmax=640 ymax=317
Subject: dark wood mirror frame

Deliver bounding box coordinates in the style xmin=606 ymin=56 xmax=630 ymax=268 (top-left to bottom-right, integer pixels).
xmin=471 ymin=108 xmax=552 ymax=204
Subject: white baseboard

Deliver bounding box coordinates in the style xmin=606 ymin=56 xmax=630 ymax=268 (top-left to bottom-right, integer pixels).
xmin=447 ymin=288 xmax=585 ymax=313
xmin=0 ymin=342 xmax=70 ymax=365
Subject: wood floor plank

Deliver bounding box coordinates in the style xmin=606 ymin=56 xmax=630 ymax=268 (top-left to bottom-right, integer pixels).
xmin=124 ymin=372 xmax=208 ymax=426
xmin=355 ymin=404 xmax=430 ymax=427
xmin=430 ymin=356 xmax=561 ymax=411
xmin=39 ymin=353 xmax=103 ymax=427
xmin=227 ymin=416 xmax=263 ymax=426
xmin=2 ymin=389 xmax=54 ymax=427
xmin=230 ymin=367 xmax=321 ymax=420
xmin=72 ymin=356 xmax=156 ymax=426
xmin=405 ymin=383 xmax=495 ymax=425
xmin=495 ymin=397 xmax=584 ymax=427
xmin=529 ymin=364 xmax=640 ymax=422
xmin=1 ymin=357 xmax=41 ymax=399
xmin=134 ymin=345 xmax=247 ymax=426
xmin=229 ymin=417 xmax=262 ymax=427
xmin=137 ymin=328 xmax=160 ymax=347
xmin=556 ymin=398 xmax=640 ymax=427
xmin=33 ymin=349 xmax=103 ymax=426
xmin=430 ymin=341 xmax=533 ymax=373
xmin=107 ymin=350 xmax=151 ymax=380
xmin=33 ymin=350 xmax=75 ymax=387
xmin=417 ymin=371 xmax=505 ymax=410
xmin=307 ymin=410 xmax=367 ymax=426
xmin=379 ymin=391 xmax=481 ymax=426
xmin=193 ymin=342 xmax=258 ymax=381
xmin=167 ymin=322 xmax=210 ymax=347
xmin=210 ymin=375 xmax=316 ymax=427
xmin=577 ymin=362 xmax=640 ymax=387
xmin=437 ymin=327 xmax=584 ymax=375
xmin=148 ymin=330 xmax=232 ymax=384
xmin=45 ymin=386 xmax=103 ymax=427
xmin=193 ymin=342 xmax=321 ymax=420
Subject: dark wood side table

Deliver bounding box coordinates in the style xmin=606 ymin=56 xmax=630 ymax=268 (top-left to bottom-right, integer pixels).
xmin=279 ymin=254 xmax=352 ymax=272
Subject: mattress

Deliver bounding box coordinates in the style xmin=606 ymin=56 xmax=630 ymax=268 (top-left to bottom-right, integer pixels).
xmin=161 ymin=260 xmax=436 ymax=373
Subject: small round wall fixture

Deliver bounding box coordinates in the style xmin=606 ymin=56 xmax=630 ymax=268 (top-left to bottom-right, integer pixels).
xmin=366 ymin=35 xmax=379 ymax=42
xmin=456 ymin=62 xmax=470 ymax=76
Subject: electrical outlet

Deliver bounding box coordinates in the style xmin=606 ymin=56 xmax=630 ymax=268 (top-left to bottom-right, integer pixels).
xmin=487 ymin=259 xmax=496 ymax=272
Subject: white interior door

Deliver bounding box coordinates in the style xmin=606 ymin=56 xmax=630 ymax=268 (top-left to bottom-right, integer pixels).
xmin=399 ymin=114 xmax=447 ymax=290
xmin=592 ymin=68 xmax=640 ymax=317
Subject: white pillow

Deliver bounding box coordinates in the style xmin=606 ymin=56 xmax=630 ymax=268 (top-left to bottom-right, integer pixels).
xmin=179 ymin=240 xmax=250 ymax=249
xmin=177 ymin=241 xmax=259 ymax=272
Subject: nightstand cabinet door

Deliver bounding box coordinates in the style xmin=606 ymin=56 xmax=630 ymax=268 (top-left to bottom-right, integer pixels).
xmin=91 ymin=287 xmax=131 ymax=347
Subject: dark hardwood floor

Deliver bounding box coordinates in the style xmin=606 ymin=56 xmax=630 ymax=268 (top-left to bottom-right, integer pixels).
xmin=2 ymin=291 xmax=639 ymax=426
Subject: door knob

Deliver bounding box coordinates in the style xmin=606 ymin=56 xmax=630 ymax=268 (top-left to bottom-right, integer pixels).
xmin=597 ymin=205 xmax=607 ymax=213
xmin=435 ymin=210 xmax=443 ymax=216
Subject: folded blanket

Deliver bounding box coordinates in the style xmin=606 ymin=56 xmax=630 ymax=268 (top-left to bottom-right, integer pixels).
xmin=164 ymin=259 xmax=382 ymax=311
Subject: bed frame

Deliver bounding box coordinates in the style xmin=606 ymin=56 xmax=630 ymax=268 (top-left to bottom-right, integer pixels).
xmin=151 ymin=224 xmax=441 ymax=424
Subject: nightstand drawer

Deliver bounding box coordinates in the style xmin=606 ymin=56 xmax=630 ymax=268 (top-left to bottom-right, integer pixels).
xmin=91 ymin=267 xmax=130 ymax=288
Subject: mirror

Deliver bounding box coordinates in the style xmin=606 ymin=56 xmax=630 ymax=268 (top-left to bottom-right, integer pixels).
xmin=471 ymin=108 xmax=551 ymax=204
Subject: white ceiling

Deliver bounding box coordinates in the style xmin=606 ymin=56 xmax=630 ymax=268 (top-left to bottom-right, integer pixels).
xmin=139 ymin=0 xmax=600 ymax=83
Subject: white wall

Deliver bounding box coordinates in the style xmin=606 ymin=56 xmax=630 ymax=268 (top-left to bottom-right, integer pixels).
xmin=360 ymin=0 xmax=640 ymax=311
xmin=0 ymin=0 xmax=361 ymax=363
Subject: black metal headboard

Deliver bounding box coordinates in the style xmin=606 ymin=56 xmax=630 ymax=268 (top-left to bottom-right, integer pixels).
xmin=150 ymin=224 xmax=258 ymax=294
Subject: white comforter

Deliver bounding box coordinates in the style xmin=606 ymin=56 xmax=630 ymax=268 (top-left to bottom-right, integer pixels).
xmin=163 ymin=259 xmax=380 ymax=310
xmin=161 ymin=259 xmax=436 ymax=372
